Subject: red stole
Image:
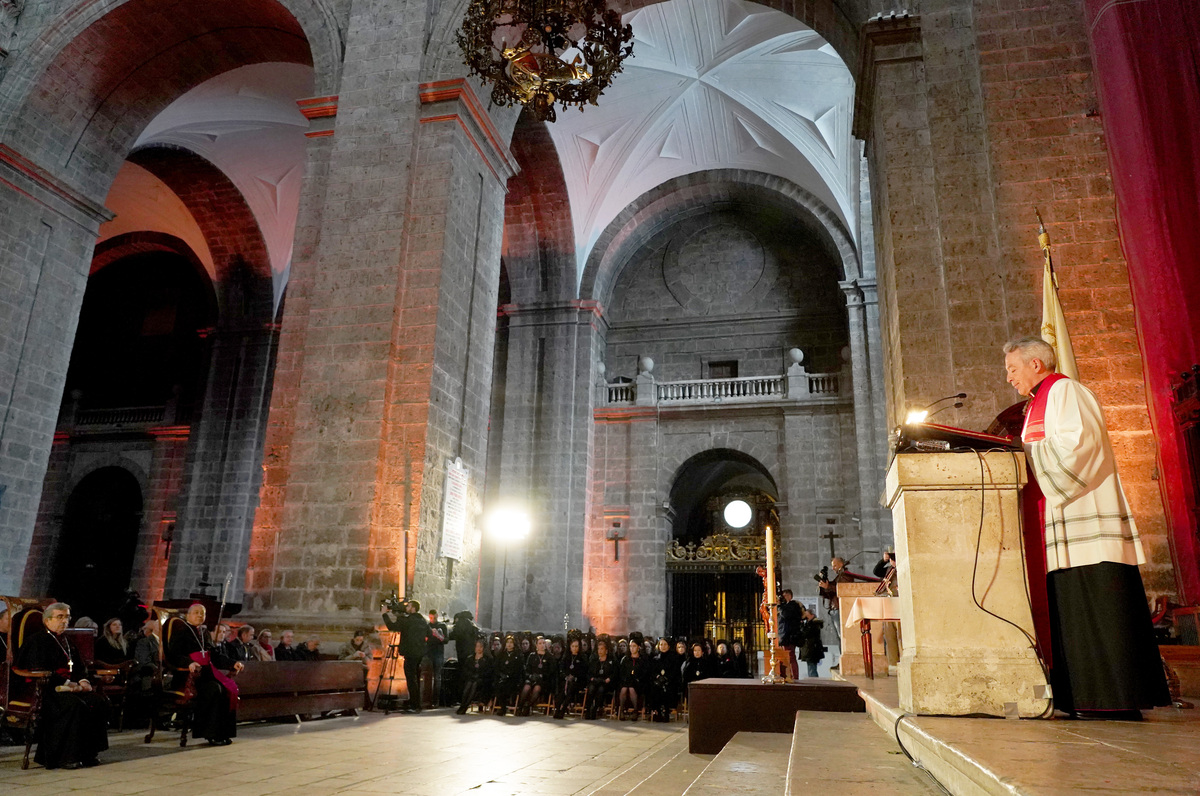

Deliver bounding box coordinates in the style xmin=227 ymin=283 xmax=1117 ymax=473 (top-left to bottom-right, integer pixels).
xmin=1018 ymin=371 xmax=1068 ymax=667
xmin=1021 ymin=372 xmax=1069 ymax=441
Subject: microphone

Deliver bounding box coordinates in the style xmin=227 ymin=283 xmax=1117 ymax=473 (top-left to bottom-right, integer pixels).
xmin=925 ymin=401 xmax=965 ymax=421
xmin=905 ymin=393 xmax=967 ymax=425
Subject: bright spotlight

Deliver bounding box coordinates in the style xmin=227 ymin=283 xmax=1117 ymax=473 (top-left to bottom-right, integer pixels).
xmin=486 ymin=507 xmax=531 ymax=541
xmin=905 ymin=409 xmax=928 ymax=425
xmin=723 ymin=499 xmax=752 ymax=529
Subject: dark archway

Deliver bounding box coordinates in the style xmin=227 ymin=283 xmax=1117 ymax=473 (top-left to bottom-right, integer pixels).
xmin=51 ymin=467 xmax=144 ymax=622
xmin=667 ymin=448 xmax=778 ymax=652
xmin=65 ymin=249 xmax=219 ymax=419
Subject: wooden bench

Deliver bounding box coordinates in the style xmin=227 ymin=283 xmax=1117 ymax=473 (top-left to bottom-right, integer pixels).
xmin=236 ymin=660 xmax=366 ymax=722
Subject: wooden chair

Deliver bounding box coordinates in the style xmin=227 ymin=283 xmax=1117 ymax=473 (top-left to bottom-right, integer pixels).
xmin=143 ymin=608 xmax=196 ymax=747
xmin=1 ymin=597 xmax=55 ymax=769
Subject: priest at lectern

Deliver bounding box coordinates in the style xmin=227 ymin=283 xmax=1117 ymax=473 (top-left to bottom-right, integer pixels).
xmin=1003 ymin=336 xmax=1170 ymax=719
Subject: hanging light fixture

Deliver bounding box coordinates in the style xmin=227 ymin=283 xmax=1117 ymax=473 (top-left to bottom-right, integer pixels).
xmin=457 ymin=0 xmax=634 ymax=123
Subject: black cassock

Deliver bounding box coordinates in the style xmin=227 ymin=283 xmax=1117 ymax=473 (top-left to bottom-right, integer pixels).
xmin=16 ymin=630 xmax=109 ymax=768
xmin=165 ymin=622 xmax=238 ymax=741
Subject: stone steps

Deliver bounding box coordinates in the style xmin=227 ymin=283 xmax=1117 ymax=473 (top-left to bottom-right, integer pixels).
xmin=682 ymin=731 xmax=791 ymax=796
xmin=787 ymin=710 xmax=944 ymax=795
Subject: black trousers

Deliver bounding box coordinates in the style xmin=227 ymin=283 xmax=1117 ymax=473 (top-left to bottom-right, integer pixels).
xmin=403 ymin=656 xmax=423 ymax=711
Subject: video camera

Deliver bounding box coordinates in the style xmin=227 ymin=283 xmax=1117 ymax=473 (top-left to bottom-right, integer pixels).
xmin=811 ymin=565 xmax=829 ymax=584
xmin=381 ymin=590 xmax=407 ymax=613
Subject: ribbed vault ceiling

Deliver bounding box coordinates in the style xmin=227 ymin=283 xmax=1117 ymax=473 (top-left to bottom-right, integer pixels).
xmin=544 ymin=0 xmax=858 ymax=282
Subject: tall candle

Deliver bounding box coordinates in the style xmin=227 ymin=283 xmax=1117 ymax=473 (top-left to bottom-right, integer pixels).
xmin=765 ymin=525 xmax=776 ymax=610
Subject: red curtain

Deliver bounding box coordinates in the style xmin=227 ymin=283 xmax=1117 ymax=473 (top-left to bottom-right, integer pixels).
xmin=1085 ymin=0 xmax=1200 ymax=601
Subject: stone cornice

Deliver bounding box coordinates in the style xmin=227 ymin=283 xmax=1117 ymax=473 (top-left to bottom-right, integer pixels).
xmin=419 ymin=79 xmax=518 ymax=184
xmin=297 ymin=95 xmax=337 ymax=138
xmin=852 ymin=13 xmax=922 ymax=141
xmin=0 ymin=144 xmax=113 ymax=231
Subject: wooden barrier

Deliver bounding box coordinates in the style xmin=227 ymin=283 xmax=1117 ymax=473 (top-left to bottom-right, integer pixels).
xmin=236 ymin=660 xmax=366 ymax=722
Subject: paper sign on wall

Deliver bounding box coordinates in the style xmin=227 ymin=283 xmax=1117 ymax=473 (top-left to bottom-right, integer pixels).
xmin=440 ymin=457 xmax=469 ymax=560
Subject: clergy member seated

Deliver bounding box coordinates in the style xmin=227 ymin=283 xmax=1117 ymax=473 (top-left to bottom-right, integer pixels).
xmin=94 ymin=618 xmax=132 ymax=665
xmin=165 ymin=604 xmax=243 ymax=745
xmin=16 ymin=602 xmax=109 ymax=769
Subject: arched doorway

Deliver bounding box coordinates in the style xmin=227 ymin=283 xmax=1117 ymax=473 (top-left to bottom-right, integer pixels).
xmin=51 ymin=468 xmax=144 ymax=622
xmin=666 ymin=449 xmax=778 ymax=657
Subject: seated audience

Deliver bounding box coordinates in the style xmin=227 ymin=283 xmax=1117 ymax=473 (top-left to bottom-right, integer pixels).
xmin=584 ymin=639 xmax=617 ymax=720
xmin=251 ymin=629 xmax=275 ymax=661
xmin=554 ymin=637 xmax=588 ymax=719
xmin=338 ymin=629 xmax=375 ymax=663
xmin=617 ymin=637 xmax=648 ymax=720
xmin=731 ymin=640 xmax=750 ymax=678
xmin=714 ymin=640 xmax=737 ymax=678
xmin=647 ymin=637 xmax=680 ymax=722
xmin=17 ymin=602 xmax=109 ymax=769
xmin=94 ymin=617 xmax=132 ymax=665
xmin=223 ymin=625 xmax=256 ymax=663
xmin=456 ymin=639 xmax=494 ymax=714
xmin=73 ymin=616 xmax=99 ymax=631
xmin=493 ymin=635 xmax=523 ymax=716
xmin=682 ymin=641 xmax=712 ymax=688
xmin=274 ymin=629 xmax=299 ymax=661
xmin=295 ymin=637 xmax=321 ymax=661
xmin=517 ymin=637 xmax=556 ymax=716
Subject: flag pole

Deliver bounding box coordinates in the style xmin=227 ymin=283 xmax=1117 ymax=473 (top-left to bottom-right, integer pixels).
xmin=1035 ymin=210 xmax=1079 ymax=380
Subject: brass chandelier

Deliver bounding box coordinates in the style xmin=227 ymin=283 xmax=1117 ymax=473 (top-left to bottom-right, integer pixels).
xmin=457 ymin=0 xmax=634 ymax=123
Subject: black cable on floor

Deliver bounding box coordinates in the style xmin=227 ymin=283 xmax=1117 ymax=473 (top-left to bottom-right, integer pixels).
xmin=893 ymin=712 xmax=954 ymax=796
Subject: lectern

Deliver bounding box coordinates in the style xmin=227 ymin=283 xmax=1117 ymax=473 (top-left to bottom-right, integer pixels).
xmin=885 ymin=450 xmax=1047 ymax=717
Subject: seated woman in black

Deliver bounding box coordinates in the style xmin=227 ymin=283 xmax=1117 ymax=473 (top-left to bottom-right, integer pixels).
xmin=681 ymin=641 xmax=712 ymax=693
xmin=554 ymin=636 xmax=588 ymax=719
xmin=493 ymin=635 xmax=523 ymax=716
xmin=731 ymin=639 xmax=751 ymax=677
xmin=647 ymin=637 xmax=681 ymax=722
xmin=585 ymin=639 xmax=617 ymax=720
xmin=456 ymin=639 xmax=493 ymax=714
xmin=714 ymin=640 xmax=738 ymax=678
xmin=518 ymin=636 xmax=557 ymax=716
xmin=17 ymin=602 xmax=109 ymax=769
xmin=94 ymin=617 xmax=132 ymax=665
xmin=165 ymin=604 xmax=244 ymax=745
xmin=617 ymin=638 xmax=649 ymax=720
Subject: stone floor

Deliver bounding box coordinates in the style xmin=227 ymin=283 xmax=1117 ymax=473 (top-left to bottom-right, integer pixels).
xmin=0 ymin=711 xmax=710 ymax=796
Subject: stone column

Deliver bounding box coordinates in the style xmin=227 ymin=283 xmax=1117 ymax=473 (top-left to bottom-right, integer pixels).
xmin=0 ymin=151 xmax=112 ymax=594
xmin=840 ymin=280 xmax=885 ymax=556
xmin=485 ymin=301 xmax=601 ymax=632
xmin=244 ymin=5 xmax=517 ymax=634
xmin=886 ymin=451 xmax=1046 ymax=717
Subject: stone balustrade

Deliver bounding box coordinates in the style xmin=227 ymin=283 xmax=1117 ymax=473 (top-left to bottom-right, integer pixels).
xmin=602 ymin=368 xmax=840 ymax=406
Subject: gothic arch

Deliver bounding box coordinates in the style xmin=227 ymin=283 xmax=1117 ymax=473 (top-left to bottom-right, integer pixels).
xmin=580 ymin=170 xmax=861 ymax=308
xmin=0 ymin=0 xmax=341 ymax=202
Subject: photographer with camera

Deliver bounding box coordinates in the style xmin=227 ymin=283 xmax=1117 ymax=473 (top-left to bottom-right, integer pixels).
xmin=382 ymin=596 xmax=429 ymax=713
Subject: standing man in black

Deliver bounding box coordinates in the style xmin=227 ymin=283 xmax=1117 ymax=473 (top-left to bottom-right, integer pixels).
xmin=777 ymin=589 xmax=803 ymax=680
xmin=424 ymin=609 xmax=448 ymax=707
xmin=384 ymin=599 xmax=429 ymax=713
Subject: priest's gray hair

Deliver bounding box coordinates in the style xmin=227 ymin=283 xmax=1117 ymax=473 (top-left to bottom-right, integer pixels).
xmin=1003 ymin=336 xmax=1057 ymax=371
xmin=44 ymin=602 xmax=70 ymax=617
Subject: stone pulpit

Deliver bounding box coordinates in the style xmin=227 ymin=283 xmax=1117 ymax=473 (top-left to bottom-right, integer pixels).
xmin=885 ymin=451 xmax=1047 ymax=717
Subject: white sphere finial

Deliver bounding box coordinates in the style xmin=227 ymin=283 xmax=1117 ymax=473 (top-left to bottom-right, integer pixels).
xmin=597 ymin=361 xmax=606 ymax=377
xmin=638 ymin=356 xmax=655 ymax=374
xmin=788 ymin=348 xmax=804 ymax=365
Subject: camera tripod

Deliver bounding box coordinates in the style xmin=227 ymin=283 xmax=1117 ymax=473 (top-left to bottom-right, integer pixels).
xmin=370 ymin=632 xmax=405 ymax=713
